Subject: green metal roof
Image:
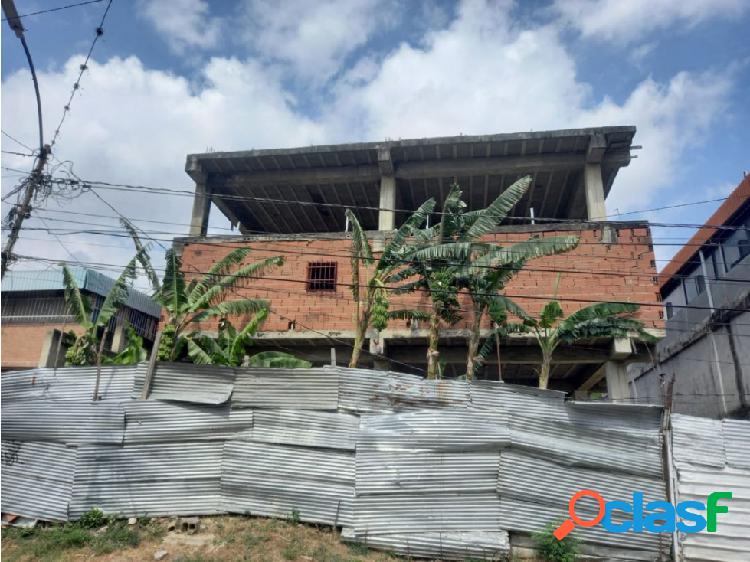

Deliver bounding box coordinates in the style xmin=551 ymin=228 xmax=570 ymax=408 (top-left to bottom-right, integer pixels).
xmin=2 ymin=267 xmax=161 ymax=318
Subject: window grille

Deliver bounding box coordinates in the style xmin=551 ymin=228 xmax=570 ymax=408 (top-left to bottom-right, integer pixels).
xmin=306 ymin=262 xmax=337 ymax=291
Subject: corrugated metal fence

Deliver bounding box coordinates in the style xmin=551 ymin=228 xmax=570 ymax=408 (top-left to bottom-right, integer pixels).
xmin=2 ymin=363 xmax=747 ymax=560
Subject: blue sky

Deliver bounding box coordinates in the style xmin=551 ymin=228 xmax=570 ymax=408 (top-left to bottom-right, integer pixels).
xmin=2 ymin=0 xmax=749 ymax=282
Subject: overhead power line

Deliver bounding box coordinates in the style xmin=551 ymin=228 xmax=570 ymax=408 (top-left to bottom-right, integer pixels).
xmin=1 ymin=0 xmax=104 ymax=21
xmin=37 ymin=172 xmax=744 ymax=229
xmin=49 ymin=0 xmax=113 ymax=150
xmin=10 ymin=216 xmax=750 ymax=286
xmin=13 ymin=252 xmax=750 ymax=316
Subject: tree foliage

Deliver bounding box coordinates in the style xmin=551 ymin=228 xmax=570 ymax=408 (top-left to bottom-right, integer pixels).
xmin=147 ymin=247 xmax=282 ymax=361
xmin=496 ymin=299 xmax=656 ymax=389
xmin=186 ymin=311 xmax=311 ymax=368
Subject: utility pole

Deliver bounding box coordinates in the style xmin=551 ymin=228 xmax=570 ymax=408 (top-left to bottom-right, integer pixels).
xmin=1 ymin=0 xmax=49 ymax=278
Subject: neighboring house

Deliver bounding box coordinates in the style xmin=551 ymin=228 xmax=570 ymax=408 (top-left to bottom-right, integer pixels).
xmin=176 ymin=127 xmax=663 ymax=395
xmin=1 ymin=266 xmax=160 ymax=371
xmin=632 ymin=175 xmax=750 ymax=418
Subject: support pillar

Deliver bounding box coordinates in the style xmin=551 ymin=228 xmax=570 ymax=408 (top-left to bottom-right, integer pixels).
xmin=111 ymin=321 xmax=127 ymax=353
xmin=38 ymin=329 xmax=65 ymax=368
xmin=605 ymin=361 xmax=630 ymax=402
xmin=584 ymin=133 xmax=607 ymax=221
xmin=377 ymin=146 xmax=396 ymax=231
xmin=369 ymin=334 xmax=389 ymax=370
xmin=584 ymin=163 xmax=606 ymax=220
xmin=189 ymin=174 xmax=211 ymax=237
xmin=378 ymin=175 xmax=396 ymax=231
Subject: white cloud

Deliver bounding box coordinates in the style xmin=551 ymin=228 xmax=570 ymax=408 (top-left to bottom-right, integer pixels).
xmin=239 ymin=0 xmax=399 ymax=84
xmin=576 ymin=71 xmax=731 ymax=212
xmin=1 ymin=0 xmax=735 ymax=279
xmin=1 ymin=55 xmax=323 ymax=285
xmin=136 ymin=0 xmax=222 ymax=54
xmin=552 ymin=0 xmax=748 ymax=43
xmin=327 ymin=0 xmax=730 ymax=213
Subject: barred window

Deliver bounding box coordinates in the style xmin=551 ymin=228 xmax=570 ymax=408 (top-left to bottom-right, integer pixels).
xmin=306 ymin=262 xmax=337 ymax=292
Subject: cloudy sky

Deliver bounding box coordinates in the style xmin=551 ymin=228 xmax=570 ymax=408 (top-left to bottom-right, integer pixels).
xmin=2 ymin=0 xmax=749 ymax=288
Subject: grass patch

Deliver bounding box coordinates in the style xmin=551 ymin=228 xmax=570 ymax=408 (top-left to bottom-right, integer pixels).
xmin=282 ymin=536 xmax=303 ymax=560
xmin=2 ymin=524 xmax=92 ymax=561
xmin=91 ymin=521 xmax=140 ymax=554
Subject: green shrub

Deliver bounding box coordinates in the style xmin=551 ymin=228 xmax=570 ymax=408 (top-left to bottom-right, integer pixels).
xmin=532 ymin=522 xmax=579 ymax=562
xmin=290 ymin=508 xmax=301 ymax=525
xmin=76 ymin=507 xmax=107 ymax=529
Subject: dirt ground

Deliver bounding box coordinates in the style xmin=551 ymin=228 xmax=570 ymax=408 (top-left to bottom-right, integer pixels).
xmin=1 ymin=515 xmax=405 ymax=562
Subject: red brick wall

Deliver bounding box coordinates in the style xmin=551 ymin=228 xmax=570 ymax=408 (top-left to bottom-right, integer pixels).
xmin=1 ymin=323 xmax=85 ymax=370
xmin=179 ymin=225 xmax=662 ymax=334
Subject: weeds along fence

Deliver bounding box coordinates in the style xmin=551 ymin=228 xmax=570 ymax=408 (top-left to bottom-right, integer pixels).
xmin=1 ymin=363 xmax=748 ymax=561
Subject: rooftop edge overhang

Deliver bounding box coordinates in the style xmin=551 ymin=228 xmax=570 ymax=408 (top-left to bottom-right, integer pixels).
xmin=659 ymin=175 xmax=750 ymax=295
xmin=185 ymin=127 xmax=637 ymax=235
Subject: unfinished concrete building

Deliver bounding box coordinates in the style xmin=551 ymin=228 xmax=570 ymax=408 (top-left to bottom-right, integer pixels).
xmin=176 ymin=127 xmax=663 ymax=396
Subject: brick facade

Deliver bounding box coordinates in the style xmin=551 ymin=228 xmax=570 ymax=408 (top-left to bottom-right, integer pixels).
xmin=179 ymin=223 xmax=662 ymax=335
xmin=1 ymin=323 xmax=85 ymax=371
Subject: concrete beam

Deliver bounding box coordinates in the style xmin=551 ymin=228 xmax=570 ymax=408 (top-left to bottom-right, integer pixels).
xmin=227 ymin=165 xmax=380 ymax=186
xmin=586 ymin=133 xmax=607 ymax=164
xmin=223 ymin=152 xmax=631 ymax=187
xmin=584 ymin=162 xmax=606 ymax=220
xmin=576 ymin=364 xmax=606 ymax=393
xmin=611 ymin=337 xmax=632 ymax=360
xmin=189 ymin=175 xmax=211 ymax=237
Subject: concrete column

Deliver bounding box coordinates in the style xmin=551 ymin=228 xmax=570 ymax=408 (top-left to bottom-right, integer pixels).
xmin=378 ymin=175 xmax=396 ymax=231
xmin=369 ymin=334 xmax=389 ymax=370
xmin=111 ymin=321 xmax=127 ymax=353
xmin=584 ymin=162 xmax=606 ymax=220
xmin=38 ymin=329 xmax=65 ymax=368
xmin=605 ymin=361 xmax=630 ymax=402
xmin=189 ymin=175 xmax=211 ymax=237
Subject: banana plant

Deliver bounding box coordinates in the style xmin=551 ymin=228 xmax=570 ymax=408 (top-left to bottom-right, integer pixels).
xmin=147 ymin=247 xmax=283 ymax=361
xmin=345 ymin=199 xmax=435 ymax=368
xmin=394 ymin=176 xmax=578 ymax=379
xmin=186 ymin=309 xmax=311 ymax=368
xmin=62 ymin=255 xmax=142 ymax=399
xmin=494 ymin=300 xmax=656 ymax=389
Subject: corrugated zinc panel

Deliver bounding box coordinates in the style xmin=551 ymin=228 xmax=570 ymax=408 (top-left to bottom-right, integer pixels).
xmin=356 ymin=450 xmax=499 ymax=494
xmin=722 ymin=418 xmax=750 ymax=470
xmin=354 ymin=492 xmax=502 ymax=534
xmin=336 ymin=367 xmax=423 ymax=412
xmin=672 ymin=414 xmax=750 ymax=562
xmin=671 ymin=414 xmax=725 ymax=468
xmin=342 ymin=527 xmax=510 ymax=561
xmin=510 ymin=414 xmax=663 ymax=478
xmin=1 ymin=365 xmax=139 ymax=403
xmin=498 ymin=449 xmax=666 ymax=513
xmin=2 ymin=401 xmax=124 ymax=445
xmin=221 ymin=441 xmax=354 ymax=526
xmin=251 ymin=410 xmax=358 ymax=450
xmin=132 ymin=362 xmax=235 ymax=404
xmin=497 ymin=496 xmax=668 ymax=555
xmin=1 ymin=441 xmax=77 ymax=521
xmin=124 ymin=401 xmax=253 ymax=444
xmin=563 ymin=402 xmax=663 ymax=433
xmin=468 ymin=380 xmax=567 ymax=418
xmin=358 ymin=408 xmax=510 ymax=452
xmin=70 ymin=443 xmax=223 ymax=518
xmin=232 ymin=368 xmax=338 ymax=410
